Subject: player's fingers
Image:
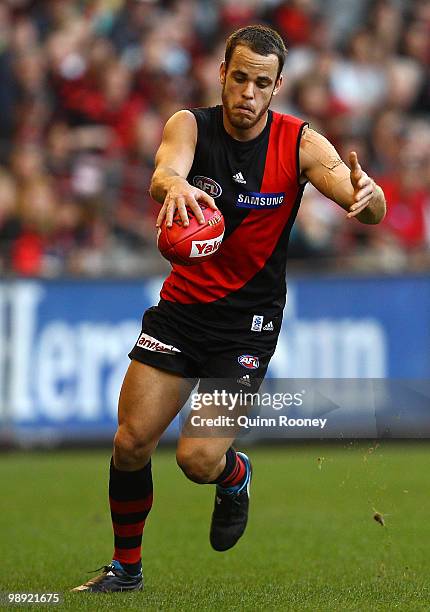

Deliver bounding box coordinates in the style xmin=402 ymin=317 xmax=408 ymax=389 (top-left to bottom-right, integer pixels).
xmin=349 ymin=151 xmax=361 ymax=171
xmin=156 ymin=202 xmax=167 ymax=228
xmin=356 ymin=174 xmax=371 ymax=190
xmin=354 ymin=183 xmax=373 ymax=202
xmin=351 ymin=191 xmax=374 ymax=210
xmin=197 ymin=189 xmax=218 ymax=211
xmin=165 ymin=199 xmax=177 ymax=228
xmin=349 ymin=152 xmax=363 ymax=185
xmin=354 ymin=192 xmax=374 ymax=209
xmin=185 ymin=194 xmax=206 ymax=224
xmin=176 ymin=197 xmax=189 ymax=227
xmin=347 ymin=194 xmax=373 ymax=218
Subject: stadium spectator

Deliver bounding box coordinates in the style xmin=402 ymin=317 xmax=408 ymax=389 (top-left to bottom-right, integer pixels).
xmin=0 ymin=0 xmax=428 ymax=276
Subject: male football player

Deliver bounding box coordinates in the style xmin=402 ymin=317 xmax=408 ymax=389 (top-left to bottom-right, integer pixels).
xmin=73 ymin=24 xmax=385 ymax=592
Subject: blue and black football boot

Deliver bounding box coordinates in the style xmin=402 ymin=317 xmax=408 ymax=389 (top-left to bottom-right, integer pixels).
xmin=71 ymin=560 xmax=143 ymax=592
xmin=210 ymin=452 xmax=252 ymax=551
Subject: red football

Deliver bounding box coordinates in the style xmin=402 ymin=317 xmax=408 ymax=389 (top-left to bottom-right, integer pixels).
xmin=157 ymin=204 xmax=225 ymax=266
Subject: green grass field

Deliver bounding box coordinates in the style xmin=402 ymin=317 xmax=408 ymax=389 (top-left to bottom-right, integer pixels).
xmin=1 ymin=442 xmax=429 ymax=611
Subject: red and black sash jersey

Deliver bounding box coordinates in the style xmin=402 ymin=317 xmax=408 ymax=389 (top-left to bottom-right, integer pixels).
xmin=160 ymin=105 xmax=308 ymax=316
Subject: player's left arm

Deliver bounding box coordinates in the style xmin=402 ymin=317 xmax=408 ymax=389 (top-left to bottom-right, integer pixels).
xmin=299 ymin=127 xmax=386 ymax=224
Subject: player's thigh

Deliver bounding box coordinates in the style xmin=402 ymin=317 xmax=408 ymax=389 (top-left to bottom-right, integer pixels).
xmin=118 ymin=360 xmax=192 ymax=443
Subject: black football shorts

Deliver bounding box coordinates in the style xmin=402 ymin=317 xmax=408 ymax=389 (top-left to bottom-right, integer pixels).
xmin=128 ymin=299 xmax=282 ymax=393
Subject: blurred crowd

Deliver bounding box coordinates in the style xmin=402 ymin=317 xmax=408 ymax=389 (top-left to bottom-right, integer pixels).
xmin=0 ymin=0 xmax=429 ymax=277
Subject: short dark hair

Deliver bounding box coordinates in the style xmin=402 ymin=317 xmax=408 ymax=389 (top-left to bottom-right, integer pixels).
xmin=225 ymin=25 xmax=287 ymax=81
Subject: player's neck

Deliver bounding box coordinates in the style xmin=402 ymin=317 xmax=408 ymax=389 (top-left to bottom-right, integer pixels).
xmin=222 ymin=108 xmax=268 ymax=142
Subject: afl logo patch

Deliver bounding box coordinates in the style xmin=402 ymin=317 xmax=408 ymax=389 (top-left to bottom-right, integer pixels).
xmin=193 ymin=176 xmax=222 ymax=198
xmin=238 ymin=354 xmax=260 ymax=369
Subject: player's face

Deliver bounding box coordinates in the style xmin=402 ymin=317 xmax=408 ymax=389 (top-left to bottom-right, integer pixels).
xmin=220 ymin=45 xmax=282 ymax=138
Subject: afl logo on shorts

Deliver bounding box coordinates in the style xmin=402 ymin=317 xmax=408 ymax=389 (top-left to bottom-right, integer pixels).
xmin=193 ymin=176 xmax=222 ymax=198
xmin=238 ymin=354 xmax=260 ymax=369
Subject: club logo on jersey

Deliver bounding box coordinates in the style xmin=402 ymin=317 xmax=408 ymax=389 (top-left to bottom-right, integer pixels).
xmin=232 ymin=171 xmax=246 ymax=184
xmin=238 ymin=354 xmax=260 ymax=369
xmin=137 ymin=332 xmax=181 ymax=354
xmin=189 ymin=232 xmax=224 ymax=257
xmin=236 ymin=191 xmax=285 ymax=209
xmin=251 ymin=315 xmax=264 ymax=332
xmin=193 ymin=176 xmax=222 ymax=198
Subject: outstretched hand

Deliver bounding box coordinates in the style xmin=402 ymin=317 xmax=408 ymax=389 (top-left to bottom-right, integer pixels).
xmin=347 ymin=151 xmax=375 ymax=218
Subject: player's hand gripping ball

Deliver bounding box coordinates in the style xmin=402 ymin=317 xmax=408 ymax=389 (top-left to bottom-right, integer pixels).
xmin=157 ymin=204 xmax=225 ymax=265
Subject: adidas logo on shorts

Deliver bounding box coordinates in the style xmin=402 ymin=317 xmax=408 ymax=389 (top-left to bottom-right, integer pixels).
xmin=263 ymin=321 xmax=274 ymax=331
xmin=232 ymin=171 xmax=246 ymax=184
xmin=237 ymin=374 xmax=251 ymax=387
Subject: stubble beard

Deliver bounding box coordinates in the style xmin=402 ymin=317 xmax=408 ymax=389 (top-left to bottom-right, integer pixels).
xmin=222 ymin=85 xmax=273 ymax=132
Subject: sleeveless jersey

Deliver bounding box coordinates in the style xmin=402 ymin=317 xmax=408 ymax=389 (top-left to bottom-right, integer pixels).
xmin=160 ymin=105 xmax=308 ymax=315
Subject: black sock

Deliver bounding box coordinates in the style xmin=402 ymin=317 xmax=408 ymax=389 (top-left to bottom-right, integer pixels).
xmin=210 ymin=447 xmax=246 ymax=488
xmin=109 ymin=457 xmax=153 ymax=576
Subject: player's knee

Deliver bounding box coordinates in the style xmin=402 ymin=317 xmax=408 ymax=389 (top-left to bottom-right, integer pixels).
xmin=176 ymin=445 xmax=219 ymax=483
xmin=113 ymin=427 xmax=154 ymax=470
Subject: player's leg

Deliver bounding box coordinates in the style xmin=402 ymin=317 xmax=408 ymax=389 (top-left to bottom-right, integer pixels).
xmin=111 ymin=361 xmax=192 ymax=570
xmin=176 ymin=434 xmax=237 ymax=483
xmin=176 ymin=417 xmax=252 ymax=552
xmin=178 ymin=310 xmax=282 ymax=552
xmin=114 ymin=359 xmax=191 ymax=471
xmin=72 ymin=361 xmax=192 ymax=592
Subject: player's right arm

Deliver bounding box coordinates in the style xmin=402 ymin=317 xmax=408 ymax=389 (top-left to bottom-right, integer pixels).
xmin=299 ymin=128 xmax=386 ymax=224
xmin=150 ymin=110 xmax=218 ymax=228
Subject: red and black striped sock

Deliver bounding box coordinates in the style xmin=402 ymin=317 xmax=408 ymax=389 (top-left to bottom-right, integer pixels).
xmin=109 ymin=457 xmax=153 ymax=576
xmin=212 ymin=447 xmax=247 ymax=489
